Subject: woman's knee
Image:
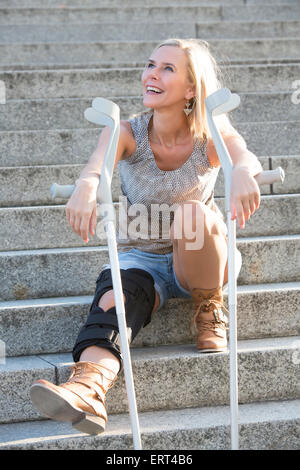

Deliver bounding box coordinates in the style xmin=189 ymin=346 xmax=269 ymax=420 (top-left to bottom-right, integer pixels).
xmin=99 ymin=288 xmax=160 ymax=314
xmin=171 ymin=200 xmax=226 ymax=242
xmin=98 ymin=289 xmax=125 ymax=311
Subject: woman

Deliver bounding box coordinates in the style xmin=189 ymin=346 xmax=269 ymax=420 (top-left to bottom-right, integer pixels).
xmin=30 ymin=39 xmax=262 ymax=435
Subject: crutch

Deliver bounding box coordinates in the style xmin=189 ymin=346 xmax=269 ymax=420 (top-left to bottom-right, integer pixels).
xmin=205 ymin=87 xmax=285 ymax=450
xmin=51 ymin=97 xmax=142 ymax=450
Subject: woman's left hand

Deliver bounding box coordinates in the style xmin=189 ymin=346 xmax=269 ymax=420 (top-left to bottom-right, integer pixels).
xmin=230 ymin=166 xmax=261 ymax=229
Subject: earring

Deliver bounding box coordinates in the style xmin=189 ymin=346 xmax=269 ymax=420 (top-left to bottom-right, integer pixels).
xmin=184 ymin=98 xmax=195 ymax=116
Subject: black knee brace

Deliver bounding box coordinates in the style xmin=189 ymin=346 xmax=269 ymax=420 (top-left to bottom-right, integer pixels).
xmin=72 ymin=268 xmax=156 ymax=373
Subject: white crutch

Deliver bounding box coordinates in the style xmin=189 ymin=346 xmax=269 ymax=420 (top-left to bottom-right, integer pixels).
xmin=52 ymin=97 xmax=142 ymax=450
xmin=205 ymin=87 xmax=285 ymax=450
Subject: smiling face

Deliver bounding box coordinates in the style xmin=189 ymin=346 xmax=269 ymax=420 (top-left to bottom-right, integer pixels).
xmin=141 ymin=45 xmax=195 ymax=112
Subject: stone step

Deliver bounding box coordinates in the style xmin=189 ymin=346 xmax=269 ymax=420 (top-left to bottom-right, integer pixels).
xmin=1 ymin=20 xmax=300 ymax=44
xmin=0 ymin=156 xmax=276 ymax=208
xmin=0 ymin=235 xmax=299 ymax=301
xmin=1 ymin=39 xmax=300 ymax=68
xmin=272 ymin=155 xmax=300 ymax=194
xmin=1 ymin=93 xmax=297 ymax=132
xmin=0 ymin=398 xmax=299 ymax=450
xmin=2 ymin=0 xmax=296 ymax=8
xmin=1 ymin=121 xmax=299 ymax=168
xmin=0 ymin=337 xmax=299 ymax=424
xmin=1 ymin=5 xmax=300 ymax=25
xmin=0 ymin=194 xmax=298 ymax=251
xmin=2 ymin=0 xmax=300 ymax=6
xmin=1 ymin=282 xmax=298 ymax=357
xmin=1 ymin=65 xmax=298 ymax=103
xmin=3 ymin=57 xmax=300 ymax=72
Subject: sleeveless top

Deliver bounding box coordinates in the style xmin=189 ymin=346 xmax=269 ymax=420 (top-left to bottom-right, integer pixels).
xmin=116 ymin=110 xmax=223 ymax=254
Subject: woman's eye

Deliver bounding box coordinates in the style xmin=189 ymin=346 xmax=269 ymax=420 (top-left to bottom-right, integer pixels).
xmin=147 ymin=62 xmax=154 ymax=68
xmin=165 ymin=66 xmax=174 ymax=72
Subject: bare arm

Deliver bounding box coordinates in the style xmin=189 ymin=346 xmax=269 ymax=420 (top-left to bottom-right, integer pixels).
xmin=66 ymin=121 xmax=135 ymax=243
xmin=224 ymin=134 xmax=262 ymax=230
xmin=207 ymin=121 xmax=262 ymax=229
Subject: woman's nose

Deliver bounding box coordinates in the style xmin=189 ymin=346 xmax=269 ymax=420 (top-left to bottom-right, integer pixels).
xmin=149 ymin=67 xmax=159 ymax=80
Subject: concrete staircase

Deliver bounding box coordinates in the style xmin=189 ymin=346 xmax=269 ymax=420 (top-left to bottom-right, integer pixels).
xmin=0 ymin=0 xmax=299 ymax=450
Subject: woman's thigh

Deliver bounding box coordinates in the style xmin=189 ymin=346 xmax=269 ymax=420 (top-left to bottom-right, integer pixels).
xmin=171 ymin=200 xmax=229 ymax=290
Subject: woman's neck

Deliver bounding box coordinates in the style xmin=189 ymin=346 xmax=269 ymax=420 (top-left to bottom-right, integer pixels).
xmin=149 ymin=109 xmax=191 ymax=148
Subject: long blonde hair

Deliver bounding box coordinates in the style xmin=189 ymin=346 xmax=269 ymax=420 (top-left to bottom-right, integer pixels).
xmin=146 ymin=38 xmax=234 ymax=143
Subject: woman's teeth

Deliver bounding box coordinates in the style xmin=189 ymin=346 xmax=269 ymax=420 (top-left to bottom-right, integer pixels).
xmin=147 ymin=86 xmax=163 ymax=94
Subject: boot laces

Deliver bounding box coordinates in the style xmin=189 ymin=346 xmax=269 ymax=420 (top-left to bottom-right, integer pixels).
xmin=191 ymin=296 xmax=229 ymax=335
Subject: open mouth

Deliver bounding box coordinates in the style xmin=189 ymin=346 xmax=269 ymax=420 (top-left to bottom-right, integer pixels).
xmin=146 ymin=86 xmax=164 ymax=95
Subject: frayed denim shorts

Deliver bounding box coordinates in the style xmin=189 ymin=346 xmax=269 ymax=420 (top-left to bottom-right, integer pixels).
xmin=102 ymin=247 xmax=242 ymax=312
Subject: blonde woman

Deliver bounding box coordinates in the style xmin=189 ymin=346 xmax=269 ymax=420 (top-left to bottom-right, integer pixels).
xmin=30 ymin=39 xmax=262 ymax=435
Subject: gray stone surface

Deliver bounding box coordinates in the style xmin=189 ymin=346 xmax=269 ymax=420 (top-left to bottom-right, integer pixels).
xmin=2 ymin=20 xmax=300 ymax=44
xmin=1 ymin=94 xmax=296 ymax=132
xmin=272 ymin=155 xmax=300 ymax=194
xmin=0 ymin=64 xmax=298 ymax=101
xmin=0 ymin=235 xmax=299 ymax=301
xmin=1 ymin=122 xmax=299 ymax=167
xmin=1 ymin=194 xmax=296 ymax=251
xmin=1 ymin=5 xmax=299 ymax=26
xmin=196 ymin=19 xmax=300 ymax=39
xmin=1 ymin=283 xmax=299 ymax=357
xmin=0 ymin=97 xmax=144 ymax=131
xmin=237 ymin=235 xmax=300 ymax=285
xmin=0 ymin=164 xmax=122 ymax=207
xmin=235 ymin=121 xmax=300 ymax=156
xmin=0 ymin=6 xmax=224 ymax=26
xmin=2 ymin=17 xmax=300 ymax=43
xmin=0 ymin=337 xmax=298 ymax=423
xmin=0 ymin=246 xmax=109 ymax=301
xmin=0 ymin=355 xmax=55 ymax=423
xmin=0 ymin=399 xmax=299 ymax=450
xmin=2 ymin=39 xmax=300 ymax=67
xmin=50 ymin=338 xmax=300 ymax=414
xmin=0 ymin=0 xmax=246 ymax=7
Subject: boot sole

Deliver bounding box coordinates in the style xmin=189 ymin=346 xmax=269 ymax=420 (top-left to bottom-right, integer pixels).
xmin=30 ymin=383 xmax=106 ymax=435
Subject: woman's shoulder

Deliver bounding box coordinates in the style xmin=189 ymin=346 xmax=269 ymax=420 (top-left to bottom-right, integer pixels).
xmin=119 ymin=111 xmax=152 ymax=160
xmin=119 ymin=119 xmax=136 ymax=160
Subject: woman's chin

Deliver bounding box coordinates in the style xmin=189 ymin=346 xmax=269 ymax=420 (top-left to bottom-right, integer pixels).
xmin=143 ymin=96 xmax=163 ymax=109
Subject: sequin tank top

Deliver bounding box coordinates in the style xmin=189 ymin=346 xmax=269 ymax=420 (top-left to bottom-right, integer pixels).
xmin=116 ymin=110 xmax=222 ymax=254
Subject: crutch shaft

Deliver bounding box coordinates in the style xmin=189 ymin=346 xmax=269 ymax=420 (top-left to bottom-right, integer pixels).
xmin=105 ymin=220 xmax=142 ymax=450
xmin=227 ymin=215 xmax=238 ymax=450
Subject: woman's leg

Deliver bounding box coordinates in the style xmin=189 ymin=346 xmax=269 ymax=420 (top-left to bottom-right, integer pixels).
xmin=31 ymin=263 xmax=159 ymax=431
xmin=79 ymin=288 xmax=161 ymax=375
xmin=170 ymin=200 xmax=229 ymax=352
xmin=171 ymin=200 xmax=228 ymax=291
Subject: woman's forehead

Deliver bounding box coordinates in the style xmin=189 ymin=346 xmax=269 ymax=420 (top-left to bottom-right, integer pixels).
xmin=149 ymin=45 xmax=187 ymax=66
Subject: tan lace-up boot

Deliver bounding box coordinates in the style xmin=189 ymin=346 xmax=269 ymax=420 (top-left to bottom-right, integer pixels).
xmin=30 ymin=361 xmax=117 ymax=435
xmin=191 ymin=286 xmax=229 ymax=352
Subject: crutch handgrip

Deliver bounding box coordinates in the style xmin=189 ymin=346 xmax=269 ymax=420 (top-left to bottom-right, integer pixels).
xmin=254 ymin=167 xmax=285 ymax=186
xmin=50 ymin=183 xmax=75 ymax=199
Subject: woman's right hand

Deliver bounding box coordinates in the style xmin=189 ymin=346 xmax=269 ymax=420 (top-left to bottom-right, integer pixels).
xmin=65 ymin=181 xmax=98 ymax=243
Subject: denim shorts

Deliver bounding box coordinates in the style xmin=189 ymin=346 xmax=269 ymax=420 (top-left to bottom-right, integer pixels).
xmin=102 ymin=247 xmax=242 ymax=312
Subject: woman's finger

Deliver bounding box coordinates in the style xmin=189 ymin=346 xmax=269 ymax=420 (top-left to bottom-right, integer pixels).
xmin=89 ymin=205 xmax=97 ymax=236
xmin=80 ymin=213 xmax=91 ymax=243
xmin=74 ymin=212 xmax=82 ymax=235
xmin=254 ymin=191 xmax=260 ymax=211
xmin=236 ymin=200 xmax=246 ymax=229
